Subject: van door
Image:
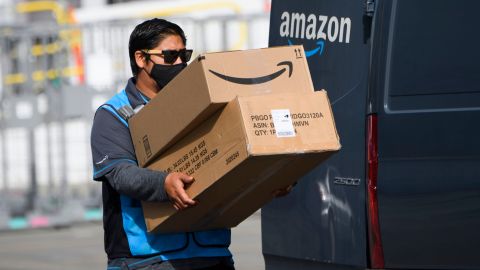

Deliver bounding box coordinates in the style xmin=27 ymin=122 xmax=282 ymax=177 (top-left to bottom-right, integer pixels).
xmin=263 ymin=0 xmax=372 ymax=269
xmin=371 ymin=0 xmax=480 ymax=268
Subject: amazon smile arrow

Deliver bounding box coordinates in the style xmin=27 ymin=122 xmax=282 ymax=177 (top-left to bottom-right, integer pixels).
xmin=209 ymin=61 xmax=293 ymax=85
xmin=288 ymin=39 xmax=325 ymax=58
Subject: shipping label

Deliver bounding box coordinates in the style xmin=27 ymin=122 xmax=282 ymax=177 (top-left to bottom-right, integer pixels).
xmin=250 ymin=110 xmax=324 ymax=137
xmin=271 ymin=109 xmax=295 ymax=137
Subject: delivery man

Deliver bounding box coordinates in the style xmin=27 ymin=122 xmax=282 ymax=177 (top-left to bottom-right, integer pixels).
xmin=90 ymin=18 xmax=234 ymax=270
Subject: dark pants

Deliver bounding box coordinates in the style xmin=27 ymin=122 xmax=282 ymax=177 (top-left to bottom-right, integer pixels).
xmin=109 ymin=257 xmax=235 ymax=270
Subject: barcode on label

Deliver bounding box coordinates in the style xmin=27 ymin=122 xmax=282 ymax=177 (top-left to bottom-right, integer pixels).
xmin=277 ymin=131 xmax=295 ymax=136
xmin=143 ymin=135 xmax=152 ymax=158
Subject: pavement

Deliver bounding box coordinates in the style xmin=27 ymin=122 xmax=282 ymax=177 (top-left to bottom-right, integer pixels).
xmin=0 ymin=211 xmax=264 ymax=270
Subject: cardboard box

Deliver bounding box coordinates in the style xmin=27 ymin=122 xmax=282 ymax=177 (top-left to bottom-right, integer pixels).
xmin=129 ymin=45 xmax=314 ymax=167
xmin=142 ymin=91 xmax=341 ymax=233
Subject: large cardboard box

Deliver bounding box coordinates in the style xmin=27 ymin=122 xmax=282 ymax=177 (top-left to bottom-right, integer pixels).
xmin=142 ymin=91 xmax=341 ymax=233
xmin=129 ymin=45 xmax=314 ymax=167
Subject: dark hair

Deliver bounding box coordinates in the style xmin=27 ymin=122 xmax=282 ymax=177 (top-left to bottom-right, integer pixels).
xmin=128 ymin=18 xmax=187 ymax=77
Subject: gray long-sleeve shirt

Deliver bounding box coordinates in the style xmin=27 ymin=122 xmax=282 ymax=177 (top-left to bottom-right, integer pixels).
xmin=104 ymin=162 xmax=169 ymax=202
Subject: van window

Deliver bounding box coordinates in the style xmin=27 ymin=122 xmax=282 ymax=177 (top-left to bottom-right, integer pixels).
xmin=386 ymin=0 xmax=480 ymax=111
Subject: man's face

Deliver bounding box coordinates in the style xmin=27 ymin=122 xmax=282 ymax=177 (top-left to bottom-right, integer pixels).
xmin=145 ymin=35 xmax=185 ymax=68
xmin=134 ymin=34 xmax=186 ymax=93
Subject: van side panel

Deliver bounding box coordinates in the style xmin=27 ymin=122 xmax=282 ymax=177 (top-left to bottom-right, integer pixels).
xmin=373 ymin=0 xmax=480 ymax=268
xmin=262 ymin=0 xmax=370 ymax=268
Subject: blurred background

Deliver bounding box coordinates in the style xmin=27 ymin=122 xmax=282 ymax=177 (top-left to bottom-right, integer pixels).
xmin=0 ymin=0 xmax=270 ymax=231
xmin=0 ymin=0 xmax=270 ymax=268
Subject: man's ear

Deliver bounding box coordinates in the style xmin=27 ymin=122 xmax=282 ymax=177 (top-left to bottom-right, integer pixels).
xmin=135 ymin=51 xmax=147 ymax=69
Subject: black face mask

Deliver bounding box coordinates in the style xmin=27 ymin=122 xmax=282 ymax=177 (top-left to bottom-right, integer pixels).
xmin=149 ymin=62 xmax=187 ymax=90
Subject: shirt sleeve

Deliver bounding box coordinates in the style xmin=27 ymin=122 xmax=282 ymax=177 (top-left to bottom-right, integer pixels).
xmin=91 ymin=108 xmax=169 ymax=202
xmin=91 ymin=108 xmax=137 ymax=179
xmin=104 ymin=163 xmax=169 ymax=202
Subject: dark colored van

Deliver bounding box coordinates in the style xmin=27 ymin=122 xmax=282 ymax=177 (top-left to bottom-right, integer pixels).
xmin=262 ymin=0 xmax=480 ymax=269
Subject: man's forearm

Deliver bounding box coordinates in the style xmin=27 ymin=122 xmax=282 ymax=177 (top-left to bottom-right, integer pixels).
xmin=105 ymin=163 xmax=169 ymax=202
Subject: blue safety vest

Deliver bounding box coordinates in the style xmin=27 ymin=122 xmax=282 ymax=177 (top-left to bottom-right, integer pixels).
xmin=99 ymin=89 xmax=231 ymax=260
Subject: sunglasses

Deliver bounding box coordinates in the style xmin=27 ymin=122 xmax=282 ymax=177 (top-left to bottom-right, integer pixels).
xmin=142 ymin=48 xmax=193 ymax=64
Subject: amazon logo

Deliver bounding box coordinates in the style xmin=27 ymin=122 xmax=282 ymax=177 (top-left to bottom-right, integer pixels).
xmin=279 ymin=11 xmax=352 ymax=58
xmin=209 ymin=61 xmax=292 ymax=85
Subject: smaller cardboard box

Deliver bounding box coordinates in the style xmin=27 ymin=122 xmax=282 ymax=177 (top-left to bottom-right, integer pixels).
xmin=142 ymin=91 xmax=340 ymax=233
xmin=129 ymin=45 xmax=314 ymax=167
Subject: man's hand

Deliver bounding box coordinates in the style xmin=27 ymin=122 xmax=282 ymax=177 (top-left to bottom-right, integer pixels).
xmin=164 ymin=172 xmax=197 ymax=210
